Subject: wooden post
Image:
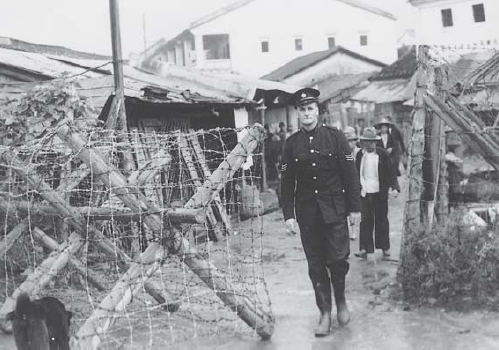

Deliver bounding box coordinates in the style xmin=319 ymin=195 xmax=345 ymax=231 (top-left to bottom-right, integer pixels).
xmin=399 ymin=45 xmax=429 ymax=270
xmin=421 ymin=59 xmax=445 ymax=228
xmin=0 ymin=220 xmax=28 ymax=260
xmin=433 ymin=65 xmax=449 ymax=224
xmin=58 ymin=124 xmax=274 ymax=340
xmin=107 ymin=0 xmax=127 ymax=131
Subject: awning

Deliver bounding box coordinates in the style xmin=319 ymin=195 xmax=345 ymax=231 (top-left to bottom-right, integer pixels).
xmin=351 ymin=78 xmax=415 ymax=104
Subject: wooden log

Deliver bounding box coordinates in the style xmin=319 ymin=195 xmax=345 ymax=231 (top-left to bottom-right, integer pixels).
xmin=59 ymin=125 xmax=274 ymax=340
xmin=402 ymin=45 xmax=429 ymax=250
xmin=31 ymin=227 xmax=106 ymax=292
xmin=70 ymin=243 xmax=166 ymax=350
xmin=0 ymin=233 xmax=84 ymax=320
xmin=185 ymin=124 xmax=265 ymax=209
xmin=4 ymin=201 xmax=205 ymax=224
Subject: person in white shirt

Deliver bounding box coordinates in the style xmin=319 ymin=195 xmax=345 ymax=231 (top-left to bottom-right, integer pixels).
xmin=354 ymin=127 xmax=396 ymax=259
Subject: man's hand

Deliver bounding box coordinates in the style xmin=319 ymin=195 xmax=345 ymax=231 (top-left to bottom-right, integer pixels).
xmin=387 ymin=148 xmax=393 ymax=154
xmin=349 ymin=212 xmax=361 ymax=225
xmin=285 ymin=218 xmax=298 ymax=235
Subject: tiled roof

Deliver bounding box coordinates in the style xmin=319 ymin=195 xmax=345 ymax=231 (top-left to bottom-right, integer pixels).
xmin=262 ymin=46 xmax=386 ymax=82
xmin=369 ymin=50 xmax=417 ymax=82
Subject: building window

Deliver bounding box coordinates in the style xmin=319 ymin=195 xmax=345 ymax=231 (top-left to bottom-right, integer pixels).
xmin=360 ymin=35 xmax=368 ymax=46
xmin=261 ymin=41 xmax=269 ymax=53
xmin=295 ymin=38 xmax=303 ymax=51
xmin=472 ymin=4 xmax=485 ymax=22
xmin=328 ymin=37 xmax=336 ymax=49
xmin=202 ymin=34 xmax=230 ymax=60
xmin=441 ymin=8 xmax=453 ymax=27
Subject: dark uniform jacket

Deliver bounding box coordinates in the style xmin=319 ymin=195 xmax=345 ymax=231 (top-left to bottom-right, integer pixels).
xmin=355 ymin=147 xmax=395 ymax=200
xmin=280 ymin=124 xmax=361 ymax=226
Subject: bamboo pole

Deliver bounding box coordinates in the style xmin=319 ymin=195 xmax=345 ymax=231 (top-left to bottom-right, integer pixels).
xmin=58 ymin=124 xmax=274 ymax=340
xmin=143 ymin=281 xmax=180 ymax=313
xmin=70 ymin=243 xmax=166 ymax=350
xmin=31 ymin=227 xmax=106 ymax=292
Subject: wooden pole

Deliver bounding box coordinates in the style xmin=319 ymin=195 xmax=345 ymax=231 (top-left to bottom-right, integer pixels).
xmin=399 ymin=45 xmax=429 ymax=270
xmin=107 ymin=0 xmax=127 ymax=131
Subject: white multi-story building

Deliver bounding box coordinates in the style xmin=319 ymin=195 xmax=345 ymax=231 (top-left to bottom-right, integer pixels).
xmin=409 ymin=0 xmax=499 ymax=48
xmin=139 ymin=0 xmax=398 ymax=77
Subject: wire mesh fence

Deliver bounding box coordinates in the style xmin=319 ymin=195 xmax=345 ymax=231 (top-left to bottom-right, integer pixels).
xmin=0 ymin=81 xmax=273 ymax=348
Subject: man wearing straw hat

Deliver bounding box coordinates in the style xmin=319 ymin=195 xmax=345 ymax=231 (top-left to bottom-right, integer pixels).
xmin=354 ymin=127 xmax=395 ymax=259
xmin=374 ymin=116 xmax=403 ymax=193
xmin=280 ymin=87 xmax=361 ymax=337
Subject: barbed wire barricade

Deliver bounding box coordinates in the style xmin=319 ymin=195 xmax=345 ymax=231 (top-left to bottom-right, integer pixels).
xmin=399 ymin=44 xmax=499 ymax=307
xmin=0 ymin=81 xmax=274 ymax=348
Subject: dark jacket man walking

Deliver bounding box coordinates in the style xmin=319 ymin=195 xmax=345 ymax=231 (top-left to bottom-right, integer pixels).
xmin=280 ymin=88 xmax=361 ymax=337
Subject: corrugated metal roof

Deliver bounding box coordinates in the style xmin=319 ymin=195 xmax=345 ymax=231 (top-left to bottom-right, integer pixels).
xmin=0 ymin=47 xmax=107 ymax=80
xmin=262 ymin=46 xmax=386 ymax=82
xmin=351 ymin=78 xmax=415 ymax=103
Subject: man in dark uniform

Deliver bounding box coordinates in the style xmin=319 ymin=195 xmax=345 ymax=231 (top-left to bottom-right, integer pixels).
xmin=280 ymin=87 xmax=361 ymax=337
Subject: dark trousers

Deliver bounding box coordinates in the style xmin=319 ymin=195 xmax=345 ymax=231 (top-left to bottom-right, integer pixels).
xmin=360 ymin=193 xmax=390 ymax=253
xmin=298 ymin=206 xmax=350 ymax=313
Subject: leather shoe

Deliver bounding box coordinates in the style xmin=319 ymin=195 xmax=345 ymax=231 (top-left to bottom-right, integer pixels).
xmin=382 ymin=249 xmax=391 ymax=257
xmin=354 ymin=250 xmax=367 ymax=259
xmin=336 ymin=300 xmax=350 ymax=326
xmin=314 ymin=312 xmax=331 ymax=337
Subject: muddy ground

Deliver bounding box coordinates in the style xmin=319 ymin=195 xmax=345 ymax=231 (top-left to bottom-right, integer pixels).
xmin=1 ymin=176 xmax=499 ymax=349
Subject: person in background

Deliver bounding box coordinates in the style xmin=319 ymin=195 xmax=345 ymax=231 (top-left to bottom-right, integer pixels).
xmin=354 ymin=127 xmax=395 ymax=259
xmin=374 ymin=117 xmax=401 ymax=194
xmin=385 ymin=116 xmax=406 ymax=172
xmin=344 ymin=126 xmax=361 ymax=159
xmin=343 ymin=126 xmax=361 ymax=241
xmin=355 ymin=119 xmax=365 ymax=139
xmin=281 ymin=87 xmax=361 ymax=337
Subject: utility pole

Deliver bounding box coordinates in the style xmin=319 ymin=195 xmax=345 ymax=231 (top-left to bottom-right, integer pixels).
xmin=107 ymin=0 xmax=127 ymax=131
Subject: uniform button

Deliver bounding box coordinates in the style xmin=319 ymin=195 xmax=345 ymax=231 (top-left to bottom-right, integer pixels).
xmin=312 ymin=163 xmax=316 ymax=167
xmin=295 ymin=158 xmax=299 ymax=162
xmin=313 ymin=176 xmax=317 ymax=180
xmin=309 ymin=136 xmax=314 ymax=141
xmin=310 ymin=149 xmax=314 ymax=153
xmin=314 ymin=190 xmax=318 ymax=194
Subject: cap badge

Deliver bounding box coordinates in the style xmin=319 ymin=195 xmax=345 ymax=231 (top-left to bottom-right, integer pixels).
xmin=301 ymin=93 xmax=306 ymax=98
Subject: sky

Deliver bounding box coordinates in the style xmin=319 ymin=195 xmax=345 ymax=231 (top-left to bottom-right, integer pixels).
xmin=0 ymin=0 xmax=417 ymax=57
